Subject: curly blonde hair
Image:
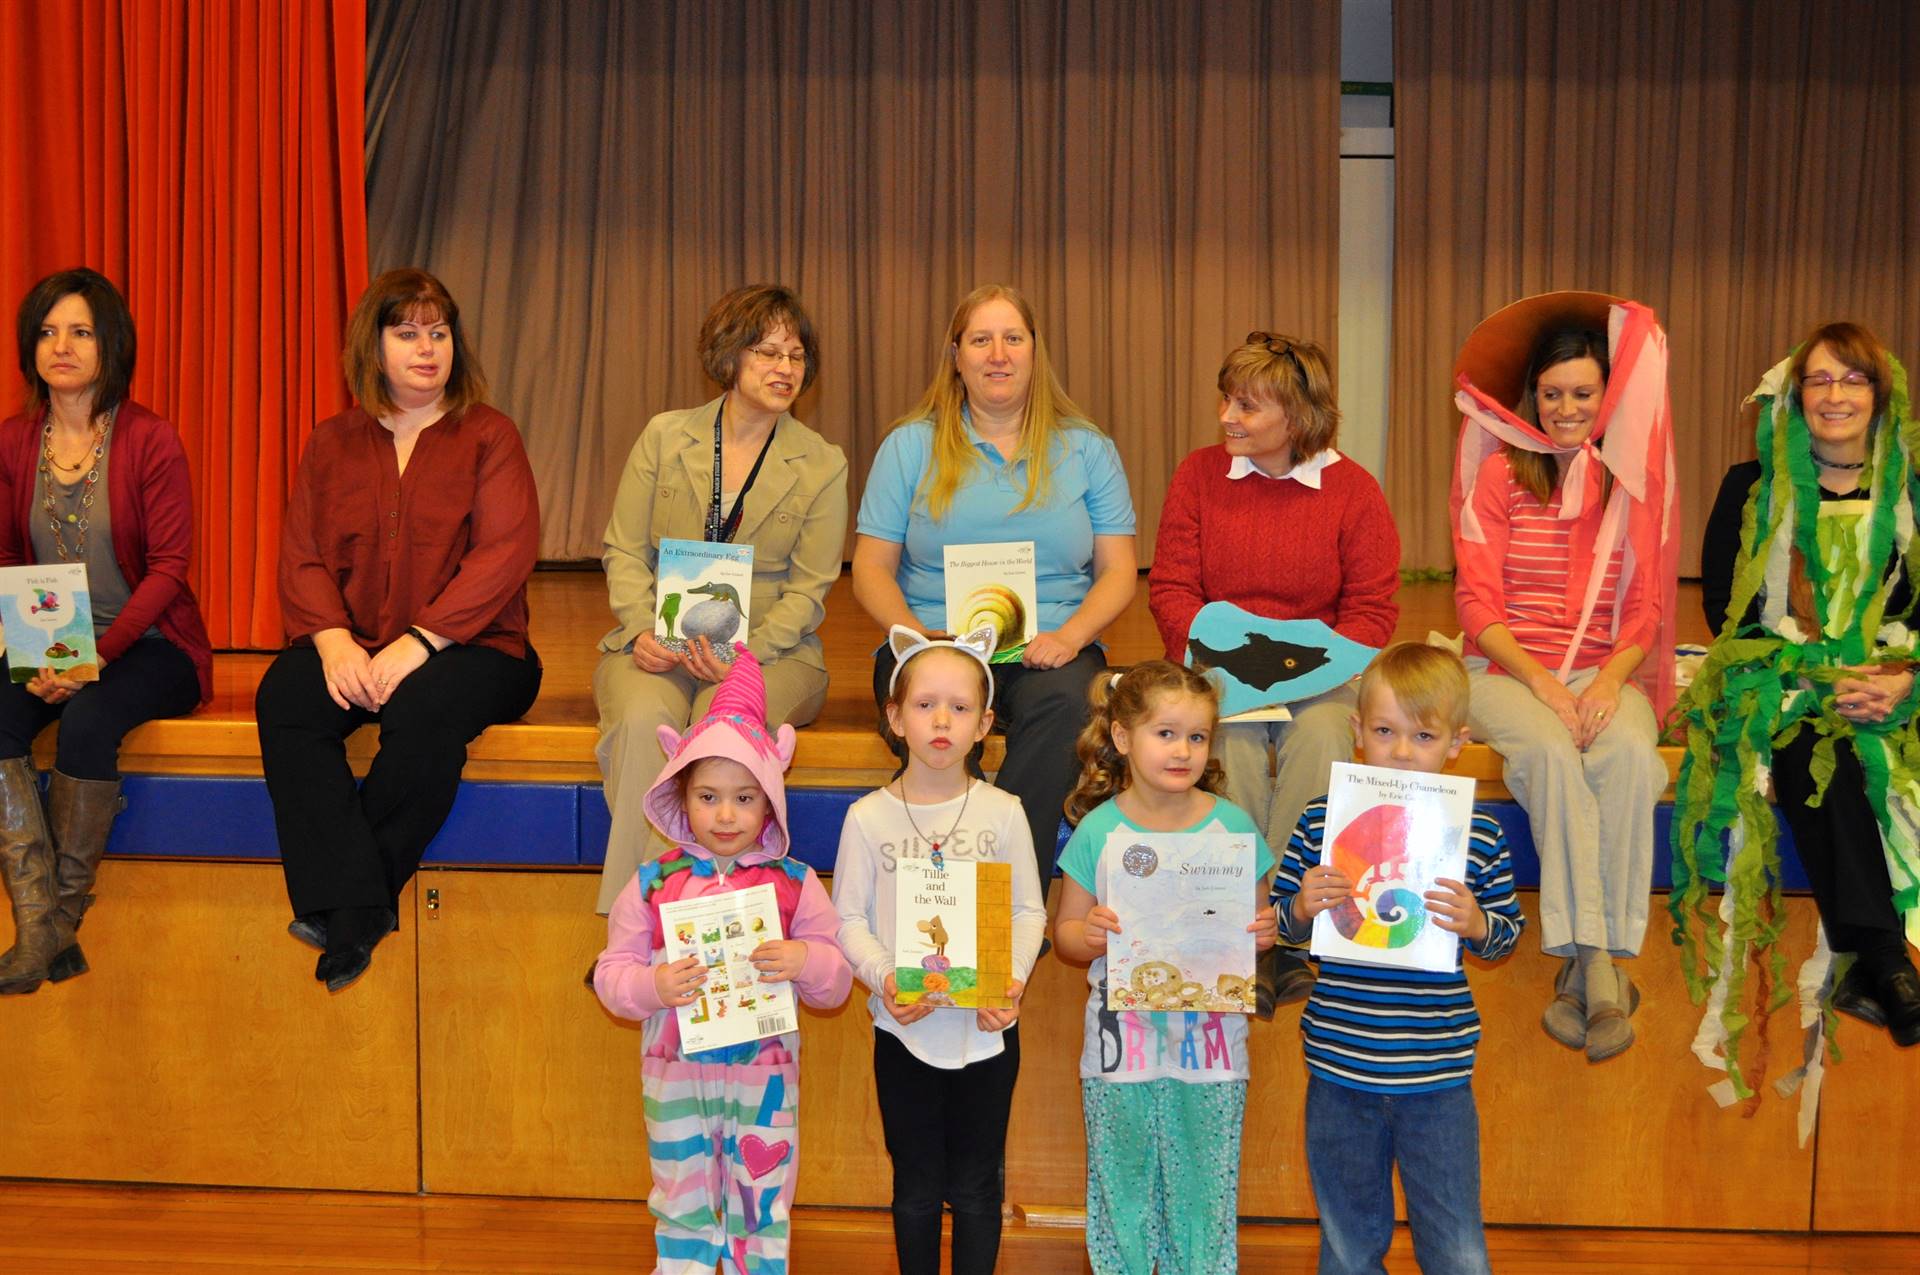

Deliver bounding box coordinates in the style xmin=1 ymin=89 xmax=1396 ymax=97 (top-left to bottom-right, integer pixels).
xmin=1065 ymin=661 xmax=1225 ymax=825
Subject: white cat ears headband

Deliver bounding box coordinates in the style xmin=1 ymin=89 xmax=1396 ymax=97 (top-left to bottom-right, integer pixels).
xmin=886 ymin=622 xmax=999 ymax=698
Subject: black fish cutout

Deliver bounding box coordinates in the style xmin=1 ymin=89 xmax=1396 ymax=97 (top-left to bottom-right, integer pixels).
xmin=1187 ymin=633 xmax=1333 ymax=691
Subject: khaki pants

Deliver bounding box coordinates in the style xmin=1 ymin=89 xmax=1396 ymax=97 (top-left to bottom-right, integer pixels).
xmin=1213 ymin=682 xmax=1358 ymax=856
xmin=1465 ymin=664 xmax=1661 ymax=957
xmin=592 ymin=650 xmax=827 ymax=913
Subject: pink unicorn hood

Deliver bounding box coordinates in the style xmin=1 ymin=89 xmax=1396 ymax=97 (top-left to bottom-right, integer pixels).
xmin=642 ymin=646 xmax=798 ymax=858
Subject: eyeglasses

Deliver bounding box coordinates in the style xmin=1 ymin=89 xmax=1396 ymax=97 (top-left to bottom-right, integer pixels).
xmin=1247 ymin=331 xmax=1308 ymax=383
xmin=1800 ymin=371 xmax=1873 ymax=394
xmin=748 ymin=345 xmax=807 ymax=369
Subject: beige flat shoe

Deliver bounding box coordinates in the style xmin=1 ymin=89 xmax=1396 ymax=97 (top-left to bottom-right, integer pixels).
xmin=1585 ymin=967 xmax=1641 ymax=1063
xmin=1542 ymin=956 xmax=1585 ymax=1049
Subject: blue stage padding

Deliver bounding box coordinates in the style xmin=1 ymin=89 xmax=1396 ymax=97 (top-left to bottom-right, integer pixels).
xmin=108 ymin=774 xmax=578 ymax=866
xmin=99 ymin=775 xmax=1814 ymax=893
xmin=1479 ymin=800 xmax=1811 ymax=893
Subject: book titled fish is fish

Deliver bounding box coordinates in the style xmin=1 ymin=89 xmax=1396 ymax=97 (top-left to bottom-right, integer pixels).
xmin=0 ymin=563 xmax=98 ymax=683
xmin=655 ymin=538 xmax=753 ymax=663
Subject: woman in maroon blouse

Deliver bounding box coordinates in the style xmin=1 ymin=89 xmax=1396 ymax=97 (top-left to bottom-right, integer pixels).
xmin=0 ymin=268 xmax=212 ymax=995
xmin=257 ymin=268 xmax=541 ymax=992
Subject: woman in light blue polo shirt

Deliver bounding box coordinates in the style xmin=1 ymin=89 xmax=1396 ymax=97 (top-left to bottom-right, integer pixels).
xmin=852 ymin=284 xmax=1137 ymax=894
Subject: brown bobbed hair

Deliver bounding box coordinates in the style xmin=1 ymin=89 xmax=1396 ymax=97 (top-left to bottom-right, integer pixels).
xmin=1788 ymin=320 xmax=1891 ymax=421
xmin=1355 ymin=642 xmax=1471 ymax=735
xmin=1066 ymin=660 xmax=1225 ymax=826
xmin=15 ymin=267 xmax=136 ymax=419
xmin=343 ymin=268 xmax=489 ymax=417
xmin=877 ymin=645 xmax=994 ymax=782
xmin=698 ymin=284 xmax=820 ymax=395
xmin=1506 ymin=327 xmax=1609 ymax=507
xmin=894 ymin=283 xmax=1095 ymax=521
xmin=1217 ymin=332 xmax=1341 ymax=459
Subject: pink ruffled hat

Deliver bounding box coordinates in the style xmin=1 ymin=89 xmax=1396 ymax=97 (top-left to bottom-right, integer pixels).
xmin=641 ymin=646 xmax=797 ymax=857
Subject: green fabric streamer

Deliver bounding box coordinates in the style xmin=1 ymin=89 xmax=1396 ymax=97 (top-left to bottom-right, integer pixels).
xmin=1671 ymin=349 xmax=1920 ymax=1100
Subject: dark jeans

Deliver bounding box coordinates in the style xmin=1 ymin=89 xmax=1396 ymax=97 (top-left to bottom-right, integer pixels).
xmin=256 ymin=642 xmax=542 ymax=917
xmin=1772 ymin=731 xmax=1910 ymax=972
xmin=1305 ymin=1074 xmax=1490 ymax=1275
xmin=0 ymin=635 xmax=200 ymax=779
xmin=873 ymin=644 xmax=1104 ymax=895
xmin=873 ymin=1025 xmax=1020 ymax=1275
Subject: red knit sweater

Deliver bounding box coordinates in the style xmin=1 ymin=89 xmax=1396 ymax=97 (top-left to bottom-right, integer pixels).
xmin=1148 ymin=446 xmax=1400 ymax=659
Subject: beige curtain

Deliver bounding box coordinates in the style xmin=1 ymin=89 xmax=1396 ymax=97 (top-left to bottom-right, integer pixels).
xmin=1388 ymin=0 xmax=1920 ymax=574
xmin=364 ymin=0 xmax=1339 ymax=562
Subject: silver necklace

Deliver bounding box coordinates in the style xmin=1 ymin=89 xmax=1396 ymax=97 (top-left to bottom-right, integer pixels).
xmin=896 ymin=777 xmax=973 ymax=866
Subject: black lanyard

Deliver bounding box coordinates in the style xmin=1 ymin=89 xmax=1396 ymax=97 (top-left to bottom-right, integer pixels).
xmin=705 ymin=398 xmax=777 ymax=543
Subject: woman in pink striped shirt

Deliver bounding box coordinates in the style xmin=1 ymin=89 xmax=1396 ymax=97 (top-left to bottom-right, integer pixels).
xmin=1450 ymin=300 xmax=1677 ymax=1065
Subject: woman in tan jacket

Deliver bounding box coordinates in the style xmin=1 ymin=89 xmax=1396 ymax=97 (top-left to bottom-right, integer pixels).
xmin=592 ymin=285 xmax=848 ymax=912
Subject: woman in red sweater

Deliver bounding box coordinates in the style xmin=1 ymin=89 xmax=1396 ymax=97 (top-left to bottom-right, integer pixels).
xmin=0 ymin=268 xmax=213 ymax=994
xmin=256 ymin=268 xmax=541 ymax=993
xmin=1148 ymin=333 xmax=1399 ymax=1004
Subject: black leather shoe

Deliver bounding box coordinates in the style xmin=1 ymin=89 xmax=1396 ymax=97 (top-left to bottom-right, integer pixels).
xmin=288 ymin=917 xmax=328 ymax=951
xmin=316 ymin=945 xmax=375 ymax=993
xmin=1831 ymin=962 xmax=1888 ymax=1028
xmin=1877 ymin=968 xmax=1920 ymax=1048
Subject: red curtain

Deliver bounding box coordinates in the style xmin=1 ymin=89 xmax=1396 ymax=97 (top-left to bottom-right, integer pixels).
xmin=0 ymin=0 xmax=368 ymax=648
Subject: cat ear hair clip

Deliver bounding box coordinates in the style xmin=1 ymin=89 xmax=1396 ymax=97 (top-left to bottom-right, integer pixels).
xmin=886 ymin=622 xmax=1000 ymax=698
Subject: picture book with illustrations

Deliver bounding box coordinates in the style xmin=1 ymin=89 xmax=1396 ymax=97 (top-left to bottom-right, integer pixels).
xmin=658 ymin=883 xmax=797 ymax=1052
xmin=655 ymin=538 xmax=753 ymax=663
xmin=893 ymin=857 xmax=1015 ymax=1009
xmin=1104 ymin=831 xmax=1257 ymax=1014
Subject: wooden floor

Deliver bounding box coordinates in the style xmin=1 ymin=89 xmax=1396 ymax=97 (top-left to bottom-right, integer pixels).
xmin=1 ymin=1182 xmax=1910 ymax=1274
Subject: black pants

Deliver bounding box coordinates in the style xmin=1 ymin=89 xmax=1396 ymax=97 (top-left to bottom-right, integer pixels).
xmin=1772 ymin=730 xmax=1910 ymax=973
xmin=873 ymin=644 xmax=1103 ymax=895
xmin=256 ymin=642 xmax=542 ymax=917
xmin=873 ymin=1025 xmax=1019 ymax=1275
xmin=0 ymin=635 xmax=200 ymax=779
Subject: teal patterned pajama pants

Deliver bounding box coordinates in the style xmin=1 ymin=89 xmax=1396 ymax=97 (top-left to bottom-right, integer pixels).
xmin=1082 ymin=1077 xmax=1247 ymax=1274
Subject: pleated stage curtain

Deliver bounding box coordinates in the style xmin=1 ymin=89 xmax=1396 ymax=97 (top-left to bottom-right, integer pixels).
xmin=1387 ymin=0 xmax=1920 ymax=575
xmin=364 ymin=0 xmax=1341 ymax=562
xmin=0 ymin=0 xmax=369 ymax=648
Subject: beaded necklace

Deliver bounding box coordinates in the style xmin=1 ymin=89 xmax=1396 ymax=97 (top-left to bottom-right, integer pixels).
xmin=39 ymin=408 xmax=113 ymax=561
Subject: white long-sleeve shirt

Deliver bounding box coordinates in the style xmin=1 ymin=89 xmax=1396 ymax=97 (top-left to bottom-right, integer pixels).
xmin=831 ymin=780 xmax=1047 ymax=1068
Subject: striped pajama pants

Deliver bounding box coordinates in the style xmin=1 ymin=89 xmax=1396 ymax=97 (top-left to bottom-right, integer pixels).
xmin=643 ymin=1052 xmax=801 ymax=1275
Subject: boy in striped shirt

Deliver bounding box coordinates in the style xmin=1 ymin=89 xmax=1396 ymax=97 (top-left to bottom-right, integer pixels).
xmin=1271 ymin=642 xmax=1523 ymax=1275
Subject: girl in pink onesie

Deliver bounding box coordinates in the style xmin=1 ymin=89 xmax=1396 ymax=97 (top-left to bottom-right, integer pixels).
xmin=594 ymin=647 xmax=852 ymax=1275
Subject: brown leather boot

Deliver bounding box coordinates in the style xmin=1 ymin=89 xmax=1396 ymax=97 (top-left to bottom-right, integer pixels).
xmin=0 ymin=757 xmax=76 ymax=994
xmin=48 ymin=771 xmax=124 ymax=969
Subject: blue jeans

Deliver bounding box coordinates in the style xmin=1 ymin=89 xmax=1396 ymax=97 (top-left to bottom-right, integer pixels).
xmin=1304 ymin=1074 xmax=1491 ymax=1275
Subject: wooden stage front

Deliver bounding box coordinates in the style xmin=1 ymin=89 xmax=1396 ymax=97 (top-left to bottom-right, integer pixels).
xmin=4 ymin=569 xmax=1914 ymax=1255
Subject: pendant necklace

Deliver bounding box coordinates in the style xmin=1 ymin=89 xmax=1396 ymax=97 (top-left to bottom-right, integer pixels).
xmin=897 ymin=776 xmax=973 ymax=868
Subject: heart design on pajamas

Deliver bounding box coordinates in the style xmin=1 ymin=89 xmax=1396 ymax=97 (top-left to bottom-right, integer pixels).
xmin=739 ymin=1134 xmax=791 ymax=1180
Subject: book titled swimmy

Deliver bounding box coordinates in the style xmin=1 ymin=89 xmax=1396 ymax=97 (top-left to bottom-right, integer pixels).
xmin=655 ymin=538 xmax=752 ymax=663
xmin=1105 ymin=832 xmax=1258 ymax=1014
xmin=943 ymin=541 xmax=1037 ymax=664
xmin=893 ymin=857 xmax=1015 ymax=1009
xmin=0 ymin=563 xmax=97 ymax=683
xmin=1309 ymin=762 xmax=1475 ymax=973
xmin=658 ymin=883 xmax=798 ymax=1054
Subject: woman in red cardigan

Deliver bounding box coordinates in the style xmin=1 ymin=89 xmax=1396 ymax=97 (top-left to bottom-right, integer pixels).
xmin=256 ymin=268 xmax=541 ymax=993
xmin=1148 ymin=333 xmax=1399 ymax=1007
xmin=0 ymin=268 xmax=213 ymax=994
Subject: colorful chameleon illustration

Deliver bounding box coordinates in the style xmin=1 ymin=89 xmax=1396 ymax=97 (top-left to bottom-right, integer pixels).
xmin=1326 ymin=803 xmax=1429 ymax=948
xmin=29 ymin=589 xmax=59 ymax=615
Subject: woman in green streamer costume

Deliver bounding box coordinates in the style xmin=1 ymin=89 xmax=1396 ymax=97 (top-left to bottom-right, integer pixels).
xmin=1684 ymin=321 xmax=1920 ymax=1101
